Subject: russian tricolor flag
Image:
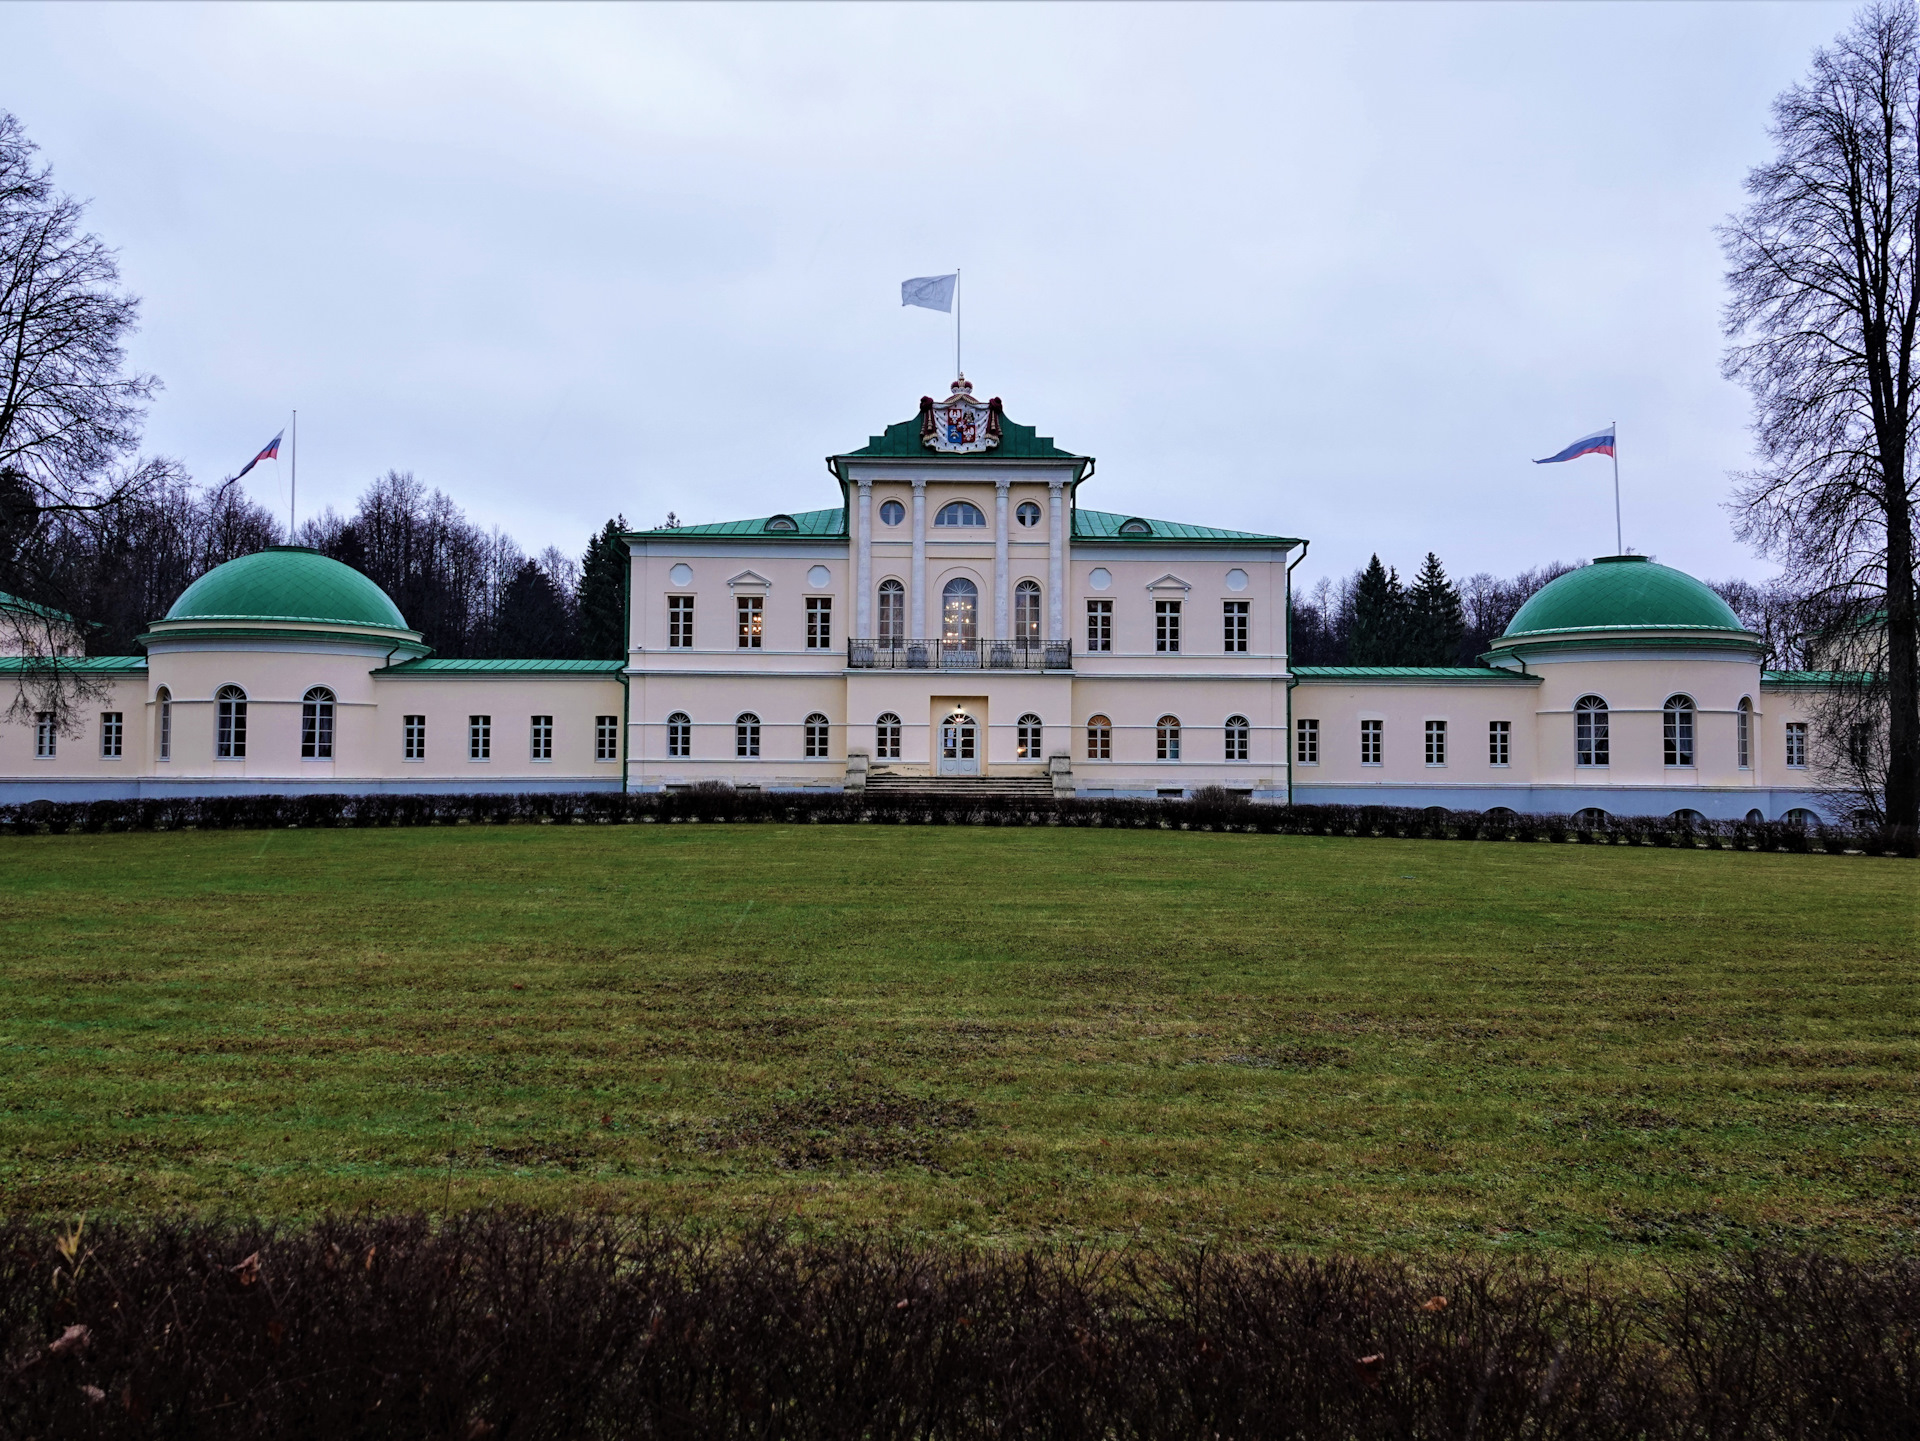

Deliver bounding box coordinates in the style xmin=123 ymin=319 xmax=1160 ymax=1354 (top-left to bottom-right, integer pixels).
xmin=1534 ymin=427 xmax=1615 ymax=464
xmin=233 ymin=431 xmax=283 ymax=481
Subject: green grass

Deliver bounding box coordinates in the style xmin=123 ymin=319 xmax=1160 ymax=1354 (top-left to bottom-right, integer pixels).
xmin=0 ymin=825 xmax=1914 ymax=1264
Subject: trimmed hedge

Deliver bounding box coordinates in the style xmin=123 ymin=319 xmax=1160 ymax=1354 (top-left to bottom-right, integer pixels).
xmin=5 ymin=1214 xmax=1920 ymax=1439
xmin=0 ymin=788 xmax=1910 ymax=855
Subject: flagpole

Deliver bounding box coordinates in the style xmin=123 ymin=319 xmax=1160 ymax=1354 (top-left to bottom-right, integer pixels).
xmin=290 ymin=410 xmax=298 ymax=540
xmin=1611 ymin=419 xmax=1621 ymax=555
xmin=955 ymin=268 xmax=962 ymax=380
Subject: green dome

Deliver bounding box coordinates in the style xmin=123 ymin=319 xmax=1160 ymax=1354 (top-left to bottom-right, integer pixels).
xmin=1501 ymin=556 xmax=1746 ymax=640
xmin=165 ymin=548 xmax=411 ymax=631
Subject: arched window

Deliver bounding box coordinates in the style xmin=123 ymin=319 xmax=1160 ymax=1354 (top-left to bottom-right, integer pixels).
xmin=216 ymin=685 xmax=247 ymax=760
xmin=763 ymin=514 xmax=798 ymax=532
xmin=942 ymin=577 xmax=978 ymax=642
xmin=302 ymin=687 xmax=336 ymax=760
xmin=879 ymin=499 xmax=904 ymax=526
xmin=935 ymin=500 xmax=986 ymax=528
xmin=878 ymin=579 xmax=905 ymax=643
xmin=1016 ymin=500 xmax=1042 ymax=528
xmin=875 ymin=712 xmax=902 ymax=761
xmin=1737 ymin=697 xmax=1753 ymax=769
xmin=1576 ymin=808 xmax=1609 ymax=825
xmin=666 ymin=712 xmax=691 ymax=759
xmin=1014 ymin=580 xmax=1041 ymax=643
xmin=804 ymin=712 xmax=831 ymax=759
xmin=1157 ymin=714 xmax=1182 ymax=761
xmin=735 ymin=712 xmax=760 ymax=758
xmin=1224 ymin=714 xmax=1250 ymax=762
xmin=1662 ymin=694 xmax=1694 ymax=768
xmin=1086 ymin=714 xmax=1112 ymax=761
xmin=1785 ymin=807 xmax=1819 ymax=827
xmin=1671 ymin=808 xmax=1705 ymax=824
xmin=1016 ymin=712 xmax=1044 ymax=759
xmin=1574 ymin=695 xmax=1608 ymax=767
xmin=156 ymin=686 xmax=172 ymax=763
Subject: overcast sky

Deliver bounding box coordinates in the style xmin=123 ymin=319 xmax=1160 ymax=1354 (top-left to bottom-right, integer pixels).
xmin=2 ymin=1 xmax=1860 ymax=588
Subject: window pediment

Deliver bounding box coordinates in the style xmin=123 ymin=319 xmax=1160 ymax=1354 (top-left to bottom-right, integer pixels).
xmin=727 ymin=569 xmax=772 ymax=591
xmin=1145 ymin=572 xmax=1191 ymax=593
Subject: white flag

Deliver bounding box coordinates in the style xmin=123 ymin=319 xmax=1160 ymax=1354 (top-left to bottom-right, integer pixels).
xmin=901 ymin=273 xmax=957 ymax=312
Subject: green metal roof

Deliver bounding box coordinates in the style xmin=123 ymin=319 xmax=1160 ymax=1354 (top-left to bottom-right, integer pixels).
xmin=1764 ymin=669 xmax=1875 ymax=687
xmin=1074 ymin=508 xmax=1300 ymax=544
xmin=1292 ymin=665 xmax=1537 ymax=680
xmin=374 ymin=658 xmax=626 ymax=676
xmin=0 ymin=590 xmax=80 ymax=626
xmin=163 ymin=548 xmax=413 ymax=632
xmin=0 ymin=654 xmax=146 ymax=673
xmin=1499 ymin=557 xmax=1748 ymax=640
xmin=841 ymin=411 xmax=1081 ymax=460
xmin=626 ymin=508 xmax=846 ymax=541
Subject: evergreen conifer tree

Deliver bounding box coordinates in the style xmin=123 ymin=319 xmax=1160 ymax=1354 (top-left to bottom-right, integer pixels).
xmin=1348 ymin=555 xmax=1406 ymax=665
xmin=578 ymin=516 xmax=628 ymax=660
xmin=1406 ymin=551 xmax=1467 ymax=665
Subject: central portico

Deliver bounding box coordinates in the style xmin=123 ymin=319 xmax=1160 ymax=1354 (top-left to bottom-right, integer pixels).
xmin=621 ymin=378 xmax=1303 ymax=795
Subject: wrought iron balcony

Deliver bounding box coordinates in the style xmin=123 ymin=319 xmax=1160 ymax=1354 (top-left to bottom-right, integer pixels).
xmin=847 ymin=637 xmax=1072 ymax=671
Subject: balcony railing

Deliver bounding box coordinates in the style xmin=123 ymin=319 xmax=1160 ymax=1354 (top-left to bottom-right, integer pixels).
xmin=847 ymin=637 xmax=1072 ymax=671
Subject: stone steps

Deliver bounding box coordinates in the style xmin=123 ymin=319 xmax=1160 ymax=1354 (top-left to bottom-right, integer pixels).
xmin=862 ymin=774 xmax=1057 ymax=800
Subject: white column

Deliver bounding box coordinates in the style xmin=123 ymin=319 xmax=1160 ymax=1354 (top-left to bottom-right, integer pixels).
xmin=993 ymin=479 xmax=1010 ymax=640
xmin=910 ymin=480 xmax=928 ymax=638
xmin=856 ymin=480 xmax=873 ymax=637
xmin=1047 ymin=479 xmax=1066 ymax=640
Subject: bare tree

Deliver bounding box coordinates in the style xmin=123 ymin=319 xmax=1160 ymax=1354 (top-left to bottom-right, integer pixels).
xmin=0 ymin=109 xmax=165 ymax=730
xmin=1722 ymin=1 xmax=1920 ymax=828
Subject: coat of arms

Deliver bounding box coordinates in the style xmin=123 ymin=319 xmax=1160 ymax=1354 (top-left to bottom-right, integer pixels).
xmin=919 ymin=378 xmax=1003 ymax=454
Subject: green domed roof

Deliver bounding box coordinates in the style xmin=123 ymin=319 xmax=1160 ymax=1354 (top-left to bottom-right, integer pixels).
xmin=165 ymin=548 xmax=411 ymax=631
xmin=1501 ymin=556 xmax=1746 ymax=640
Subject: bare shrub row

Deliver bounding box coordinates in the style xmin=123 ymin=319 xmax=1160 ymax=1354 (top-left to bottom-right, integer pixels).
xmin=4 ymin=1213 xmax=1918 ymax=1438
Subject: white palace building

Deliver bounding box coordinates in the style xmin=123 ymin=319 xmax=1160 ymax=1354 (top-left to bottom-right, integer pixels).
xmin=0 ymin=379 xmax=1837 ymax=821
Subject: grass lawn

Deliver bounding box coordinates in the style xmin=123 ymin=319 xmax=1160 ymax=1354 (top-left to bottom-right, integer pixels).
xmin=0 ymin=825 xmax=1914 ymax=1263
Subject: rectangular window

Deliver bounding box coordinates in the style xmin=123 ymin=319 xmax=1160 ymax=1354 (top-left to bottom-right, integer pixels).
xmin=805 ymin=596 xmax=832 ymax=650
xmin=100 ymin=712 xmax=122 ymax=759
xmin=1296 ymin=717 xmax=1319 ymax=765
xmin=1737 ymin=703 xmax=1752 ymax=769
xmin=666 ymin=714 xmax=691 ymax=758
xmin=1223 ymin=600 xmax=1249 ymax=653
xmin=403 ymin=714 xmax=426 ymax=762
xmin=1360 ymin=718 xmax=1383 ymax=766
xmin=35 ymin=712 xmax=55 ymax=759
xmin=736 ymin=596 xmax=763 ymax=649
xmin=595 ymin=715 xmax=619 ymax=761
xmin=1086 ymin=599 xmax=1112 ymax=653
xmin=469 ymin=715 xmax=492 ymax=761
xmin=1086 ymin=716 xmax=1112 ymax=761
xmin=1424 ymin=719 xmax=1446 ymax=766
xmin=1489 ymin=720 xmax=1511 ymax=767
xmin=1785 ymin=721 xmax=1808 ymax=768
xmin=530 ymin=715 xmax=553 ymax=762
xmin=158 ymin=700 xmax=171 ymax=762
xmin=668 ymin=595 xmax=694 ymax=648
xmin=1155 ymin=599 xmax=1181 ymax=653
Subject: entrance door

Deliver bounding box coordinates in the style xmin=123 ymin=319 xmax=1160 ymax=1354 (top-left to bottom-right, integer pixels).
xmin=938 ymin=712 xmax=979 ymax=776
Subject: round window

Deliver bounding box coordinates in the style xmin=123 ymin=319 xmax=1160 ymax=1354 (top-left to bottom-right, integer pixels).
xmin=1016 ymin=501 xmax=1042 ymax=527
xmin=1088 ymin=567 xmax=1112 ymax=591
xmin=880 ymin=499 xmax=904 ymax=526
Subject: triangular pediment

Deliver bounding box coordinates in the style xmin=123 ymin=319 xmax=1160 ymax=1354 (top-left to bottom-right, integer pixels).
xmin=727 ymin=569 xmax=772 ymax=590
xmin=1145 ymin=572 xmax=1191 ymax=592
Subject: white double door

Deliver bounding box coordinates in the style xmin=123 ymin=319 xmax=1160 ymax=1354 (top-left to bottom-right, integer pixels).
xmin=938 ymin=713 xmax=979 ymax=776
